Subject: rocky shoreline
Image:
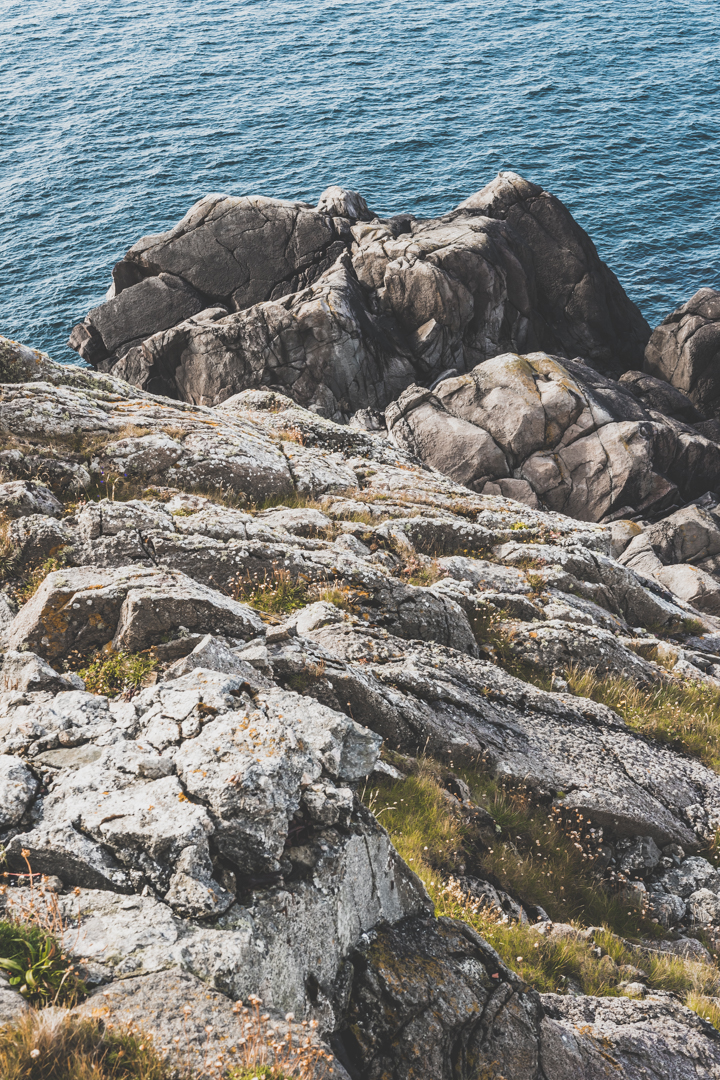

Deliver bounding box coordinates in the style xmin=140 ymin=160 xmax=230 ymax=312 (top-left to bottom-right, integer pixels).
xmin=4 ymin=172 xmax=720 ymax=1077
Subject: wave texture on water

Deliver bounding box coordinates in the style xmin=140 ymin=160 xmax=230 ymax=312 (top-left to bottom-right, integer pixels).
xmin=2 ymin=0 xmax=720 ymax=361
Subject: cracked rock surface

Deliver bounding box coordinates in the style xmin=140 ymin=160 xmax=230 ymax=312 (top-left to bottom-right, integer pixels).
xmin=67 ymin=173 xmax=650 ymax=417
xmin=6 ymin=315 xmax=720 ymax=1073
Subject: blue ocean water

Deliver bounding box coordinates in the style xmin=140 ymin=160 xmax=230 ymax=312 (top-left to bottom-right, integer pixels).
xmin=2 ymin=0 xmax=720 ymax=364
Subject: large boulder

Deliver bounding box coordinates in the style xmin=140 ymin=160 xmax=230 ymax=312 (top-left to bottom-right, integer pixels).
xmin=453 ymin=171 xmax=651 ymax=373
xmin=68 ymin=173 xmax=650 ymax=415
xmin=384 ymin=385 xmax=509 ymax=488
xmin=335 ymin=916 xmax=544 ymax=1080
xmin=387 ymin=353 xmax=720 ymax=521
xmin=68 ymin=273 xmax=206 ymax=366
xmin=0 ymin=480 xmax=62 ymax=519
xmin=5 ymin=565 xmax=263 ymax=661
xmin=645 ymin=288 xmax=720 ymax=417
xmin=110 ymin=257 xmax=417 ymax=416
xmin=68 ymin=195 xmax=344 ymax=366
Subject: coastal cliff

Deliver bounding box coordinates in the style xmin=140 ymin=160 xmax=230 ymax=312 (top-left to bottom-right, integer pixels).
xmin=4 ymin=175 xmax=720 ymax=1077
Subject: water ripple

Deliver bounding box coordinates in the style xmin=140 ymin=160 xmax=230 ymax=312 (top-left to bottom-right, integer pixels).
xmin=1 ymin=0 xmax=719 ymax=360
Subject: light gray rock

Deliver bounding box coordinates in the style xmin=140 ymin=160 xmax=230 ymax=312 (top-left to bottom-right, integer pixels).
xmin=163 ymin=633 xmax=270 ymax=684
xmin=111 ymin=573 xmax=263 ymax=652
xmin=293 ymin=600 xmax=346 ymax=636
xmin=6 ymin=822 xmax=133 ymax=892
xmin=0 ymin=594 xmax=16 ymax=644
xmin=7 ymin=514 xmax=74 ymax=564
xmin=385 ymin=384 xmax=509 ymax=489
xmin=316 ymin=185 xmax=373 ymax=221
xmin=283 ymin=624 xmax=720 ymax=848
xmin=645 ymin=288 xmax=720 ymax=417
xmin=5 ymin=564 xmax=263 ymax=661
xmin=629 ymin=504 xmax=720 ymax=566
xmin=0 ymin=651 xmax=83 ymax=693
xmin=385 ymin=351 xmax=720 ymax=521
xmin=541 ymin=992 xmax=720 ymax=1078
xmin=50 ymin=808 xmax=429 ymax=1025
xmin=654 ymin=564 xmax=720 ymax=616
xmin=492 ymin=618 xmax=663 ymax=684
xmin=0 ymin=480 xmax=62 ymax=519
xmin=6 ymin=670 xmax=382 ymax=915
xmin=74 ymin=969 xmax=348 ymax=1077
xmin=610 ymin=518 xmax=644 ymax=558
xmin=0 ymin=753 xmax=37 ymax=829
xmin=0 ymin=986 xmax=30 ymax=1025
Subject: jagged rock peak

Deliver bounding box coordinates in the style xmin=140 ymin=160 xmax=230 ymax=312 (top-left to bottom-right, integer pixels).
xmin=67 ymin=172 xmax=650 ymax=415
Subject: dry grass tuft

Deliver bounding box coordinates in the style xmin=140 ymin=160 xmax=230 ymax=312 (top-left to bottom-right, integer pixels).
xmin=363 ymin=758 xmax=720 ymax=1024
xmin=225 ymin=997 xmax=333 ymax=1080
xmin=0 ymin=1011 xmax=169 ymax=1080
xmin=567 ymin=666 xmax=720 ymax=772
xmin=229 ymin=568 xmax=309 ymax=617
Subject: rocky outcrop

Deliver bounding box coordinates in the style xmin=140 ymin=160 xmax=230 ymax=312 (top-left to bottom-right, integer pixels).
xmin=541 ymin=993 xmax=720 ymax=1078
xmin=386 ymin=351 xmax=720 ymax=522
xmin=67 ymin=173 xmax=650 ymax=418
xmin=645 ymin=288 xmax=720 ymax=417
xmin=6 ymin=335 xmax=720 ymax=1074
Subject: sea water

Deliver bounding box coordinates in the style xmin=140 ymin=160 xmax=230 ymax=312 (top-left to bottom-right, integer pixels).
xmin=2 ymin=0 xmax=720 ymax=362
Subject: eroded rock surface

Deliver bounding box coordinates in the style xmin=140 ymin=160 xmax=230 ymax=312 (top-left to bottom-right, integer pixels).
xmin=645 ymin=288 xmax=720 ymax=417
xmin=386 ymin=351 xmax=720 ymax=523
xmin=4 ymin=334 xmax=720 ymax=1075
xmin=67 ymin=172 xmax=650 ymax=420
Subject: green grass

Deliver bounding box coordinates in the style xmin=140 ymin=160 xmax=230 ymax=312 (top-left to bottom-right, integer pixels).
xmin=229 ymin=566 xmax=364 ymax=619
xmin=77 ymin=651 xmax=157 ymax=699
xmin=568 ymin=667 xmax=720 ymax=772
xmin=438 ymin=890 xmax=720 ymax=999
xmin=363 ymin=759 xmax=720 ymax=1014
xmin=229 ymin=567 xmax=309 ymax=616
xmin=0 ymin=921 xmax=85 ymax=1006
xmin=366 ymin=761 xmax=661 ymax=937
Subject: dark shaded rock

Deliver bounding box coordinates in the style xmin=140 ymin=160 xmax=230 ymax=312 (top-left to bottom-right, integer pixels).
xmin=619 ymin=369 xmax=706 ymax=424
xmin=334 ymin=916 xmax=542 ymax=1080
xmin=69 ymin=273 xmax=206 ymax=365
xmin=68 ymin=173 xmax=651 ymax=417
xmin=456 ymin=171 xmax=651 ymax=374
xmin=645 ymin=288 xmax=720 ymax=417
xmin=110 ymin=256 xmax=415 ymax=416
